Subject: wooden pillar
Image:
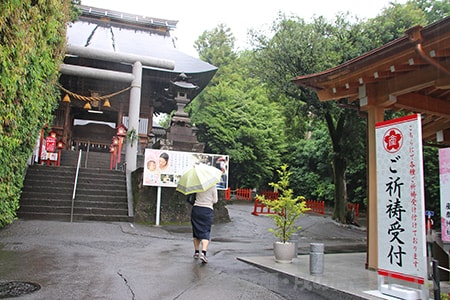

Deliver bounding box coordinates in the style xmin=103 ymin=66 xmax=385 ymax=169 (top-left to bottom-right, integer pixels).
xmin=118 ymin=102 xmax=124 ymax=126
xmin=62 ymin=102 xmax=71 ymax=149
xmin=361 ymin=85 xmax=385 ymax=270
xmin=148 ymin=105 xmax=154 ymax=137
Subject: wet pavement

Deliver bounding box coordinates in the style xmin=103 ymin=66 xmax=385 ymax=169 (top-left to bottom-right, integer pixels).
xmin=0 ymin=201 xmax=382 ymax=299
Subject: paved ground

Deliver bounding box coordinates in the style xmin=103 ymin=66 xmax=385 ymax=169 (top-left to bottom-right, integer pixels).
xmin=0 ymin=201 xmax=370 ymax=299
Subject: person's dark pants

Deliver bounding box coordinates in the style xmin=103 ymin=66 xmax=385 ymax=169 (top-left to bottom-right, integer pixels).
xmin=191 ymin=206 xmax=214 ymax=240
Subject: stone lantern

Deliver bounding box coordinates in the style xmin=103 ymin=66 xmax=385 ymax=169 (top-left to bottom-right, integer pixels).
xmin=159 ymin=73 xmax=204 ymax=152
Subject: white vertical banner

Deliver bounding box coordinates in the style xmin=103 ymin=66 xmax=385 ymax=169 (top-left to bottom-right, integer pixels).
xmin=439 ymin=148 xmax=450 ymax=242
xmin=375 ymin=114 xmax=427 ymax=285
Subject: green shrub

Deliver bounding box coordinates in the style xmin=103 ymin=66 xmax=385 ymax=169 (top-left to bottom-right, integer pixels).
xmin=0 ymin=0 xmax=73 ymax=227
xmin=256 ymin=164 xmax=309 ymax=243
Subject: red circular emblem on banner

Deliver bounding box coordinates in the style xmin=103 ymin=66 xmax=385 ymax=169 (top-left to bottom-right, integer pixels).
xmin=382 ymin=128 xmax=403 ymax=153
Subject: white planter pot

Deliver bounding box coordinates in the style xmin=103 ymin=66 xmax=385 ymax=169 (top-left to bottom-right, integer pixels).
xmin=273 ymin=241 xmax=295 ymax=263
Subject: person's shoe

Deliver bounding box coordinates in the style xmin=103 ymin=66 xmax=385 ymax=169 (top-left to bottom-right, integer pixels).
xmin=193 ymin=252 xmax=199 ymax=259
xmin=199 ymin=253 xmax=208 ymax=264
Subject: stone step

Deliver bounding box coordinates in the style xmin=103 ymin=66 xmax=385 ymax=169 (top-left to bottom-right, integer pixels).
xmin=25 ymin=168 xmax=125 ymax=178
xmin=18 ymin=204 xmax=128 ymax=215
xmin=17 ymin=211 xmax=131 ymax=222
xmin=59 ymin=150 xmax=124 ymax=169
xmin=18 ymin=198 xmax=127 ymax=209
xmin=19 ymin=164 xmax=130 ymax=222
xmin=23 ymin=180 xmax=126 ymax=192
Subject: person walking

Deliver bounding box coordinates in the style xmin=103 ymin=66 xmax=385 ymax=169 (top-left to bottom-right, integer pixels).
xmin=191 ymin=184 xmax=218 ymax=264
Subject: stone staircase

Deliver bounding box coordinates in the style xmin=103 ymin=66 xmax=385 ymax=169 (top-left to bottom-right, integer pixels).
xmin=18 ymin=150 xmax=130 ymax=222
xmin=60 ymin=149 xmax=124 ymax=170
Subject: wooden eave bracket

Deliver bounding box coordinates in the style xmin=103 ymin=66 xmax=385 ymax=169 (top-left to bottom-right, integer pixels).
xmin=317 ymin=86 xmax=358 ymax=102
xmin=395 ymin=93 xmax=450 ymax=119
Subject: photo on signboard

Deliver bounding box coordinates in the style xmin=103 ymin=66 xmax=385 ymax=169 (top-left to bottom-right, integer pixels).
xmin=143 ymin=149 xmax=229 ymax=190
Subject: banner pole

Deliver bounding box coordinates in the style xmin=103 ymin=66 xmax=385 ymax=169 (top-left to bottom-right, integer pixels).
xmin=156 ymin=186 xmax=162 ymax=226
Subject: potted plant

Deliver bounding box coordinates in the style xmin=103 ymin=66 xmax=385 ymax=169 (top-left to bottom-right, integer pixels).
xmin=256 ymin=164 xmax=309 ymax=263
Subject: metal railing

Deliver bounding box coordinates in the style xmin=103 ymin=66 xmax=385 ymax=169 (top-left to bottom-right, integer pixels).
xmin=70 ymin=150 xmax=82 ymax=223
xmin=432 ymin=258 xmax=450 ymax=300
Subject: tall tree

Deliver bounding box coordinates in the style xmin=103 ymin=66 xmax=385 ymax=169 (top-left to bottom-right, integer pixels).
xmin=408 ymin=0 xmax=450 ymax=24
xmin=248 ymin=2 xmax=447 ymax=222
xmin=249 ymin=14 xmax=368 ymax=222
xmin=190 ymin=26 xmax=287 ymax=188
xmin=194 ymin=23 xmax=237 ymax=82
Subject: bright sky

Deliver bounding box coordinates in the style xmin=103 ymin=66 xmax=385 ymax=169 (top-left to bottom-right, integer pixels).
xmin=81 ymin=0 xmax=406 ymax=57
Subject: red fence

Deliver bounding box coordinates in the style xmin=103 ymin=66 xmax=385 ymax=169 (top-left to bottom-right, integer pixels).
xmin=225 ymin=188 xmax=231 ymax=200
xmin=225 ymin=188 xmax=253 ymax=201
xmin=252 ymin=198 xmax=275 ymax=216
xmin=305 ymin=200 xmax=325 ymax=214
xmin=225 ymin=188 xmax=332 ymax=217
xmin=259 ymin=190 xmax=279 ymax=200
xmin=252 ymin=198 xmax=325 ymax=216
xmin=248 ymin=196 xmax=360 ymax=218
xmin=347 ymin=203 xmax=360 ymax=220
xmin=236 ymin=188 xmax=252 ymax=200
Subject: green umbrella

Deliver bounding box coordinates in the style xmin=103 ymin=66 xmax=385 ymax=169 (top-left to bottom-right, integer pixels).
xmin=176 ymin=164 xmax=223 ymax=195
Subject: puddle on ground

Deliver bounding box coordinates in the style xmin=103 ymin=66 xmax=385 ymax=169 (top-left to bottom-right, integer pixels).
xmin=0 ymin=280 xmax=41 ymax=298
xmin=0 ymin=250 xmax=42 ymax=298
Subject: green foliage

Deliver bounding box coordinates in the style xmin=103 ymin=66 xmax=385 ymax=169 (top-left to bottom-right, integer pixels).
xmin=156 ymin=113 xmax=171 ymax=129
xmin=0 ymin=0 xmax=73 ymax=227
xmin=423 ymin=146 xmax=440 ymax=220
xmin=191 ymin=26 xmax=287 ymax=189
xmin=189 ymin=1 xmax=447 ymax=221
xmin=360 ymin=0 xmax=449 ymax=50
xmin=194 ymin=23 xmax=237 ymax=70
xmin=362 ymin=2 xmax=427 ymax=47
xmin=126 ymin=128 xmax=138 ymax=147
xmin=288 ymin=126 xmax=334 ymax=201
xmin=191 ymin=77 xmax=286 ymax=188
xmin=409 ymin=0 xmax=450 ymax=24
xmin=249 ymin=13 xmax=372 ymax=222
xmin=246 ymin=2 xmax=444 ymax=221
xmin=256 ymin=164 xmax=309 ymax=243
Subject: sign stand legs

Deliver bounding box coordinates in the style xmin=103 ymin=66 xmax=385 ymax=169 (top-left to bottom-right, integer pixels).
xmin=378 ymin=275 xmax=428 ymax=299
xmin=155 ymin=186 xmax=162 ymax=226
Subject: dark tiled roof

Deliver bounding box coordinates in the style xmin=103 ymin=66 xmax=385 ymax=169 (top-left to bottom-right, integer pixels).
xmin=66 ymin=5 xmax=217 ymax=102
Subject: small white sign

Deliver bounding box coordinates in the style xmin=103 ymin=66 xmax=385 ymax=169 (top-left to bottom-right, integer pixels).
xmin=41 ymin=151 xmax=58 ymax=161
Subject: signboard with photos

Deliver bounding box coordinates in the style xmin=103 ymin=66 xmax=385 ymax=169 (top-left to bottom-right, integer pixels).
xmin=143 ymin=149 xmax=229 ymax=189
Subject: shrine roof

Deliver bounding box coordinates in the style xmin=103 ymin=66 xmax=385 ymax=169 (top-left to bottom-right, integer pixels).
xmin=65 ymin=5 xmax=217 ymax=104
xmin=292 ymin=16 xmax=450 ymax=145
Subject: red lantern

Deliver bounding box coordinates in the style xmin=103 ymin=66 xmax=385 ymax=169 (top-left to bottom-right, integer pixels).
xmin=49 ymin=130 xmax=57 ymax=138
xmin=57 ymin=140 xmax=65 ymax=150
xmin=110 ymin=137 xmax=119 ymax=170
xmin=116 ymin=124 xmax=127 ymax=163
xmin=109 ymin=144 xmax=116 ymax=170
xmin=56 ymin=140 xmax=65 ymax=166
xmin=116 ymin=124 xmax=127 ymax=137
xmin=112 ymin=136 xmax=119 ymax=146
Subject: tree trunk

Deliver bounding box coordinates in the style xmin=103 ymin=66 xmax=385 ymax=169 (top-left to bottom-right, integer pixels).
xmin=324 ymin=112 xmax=348 ymax=223
xmin=332 ymin=155 xmax=347 ymax=223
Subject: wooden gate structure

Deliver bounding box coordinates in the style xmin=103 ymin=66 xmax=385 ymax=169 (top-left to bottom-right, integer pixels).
xmin=292 ymin=17 xmax=450 ymax=270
